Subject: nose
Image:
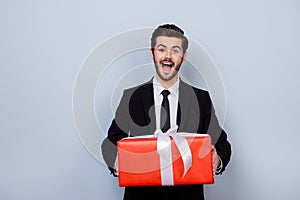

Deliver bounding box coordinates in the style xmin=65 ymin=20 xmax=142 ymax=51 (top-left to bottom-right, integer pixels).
xmin=164 ymin=49 xmax=172 ymax=58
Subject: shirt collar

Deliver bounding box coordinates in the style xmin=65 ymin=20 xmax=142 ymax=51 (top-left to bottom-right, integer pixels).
xmin=153 ymin=76 xmax=179 ymax=97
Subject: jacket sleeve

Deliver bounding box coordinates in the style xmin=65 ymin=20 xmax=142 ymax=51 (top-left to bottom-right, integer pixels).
xmin=101 ymin=89 xmax=132 ymax=175
xmin=202 ymin=92 xmax=232 ymax=175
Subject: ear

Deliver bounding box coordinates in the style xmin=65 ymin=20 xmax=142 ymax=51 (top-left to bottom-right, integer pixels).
xmin=182 ymin=51 xmax=188 ymax=62
xmin=150 ymin=48 xmax=154 ymax=60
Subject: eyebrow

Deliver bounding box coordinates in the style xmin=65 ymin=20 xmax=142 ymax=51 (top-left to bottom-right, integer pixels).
xmin=156 ymin=44 xmax=182 ymax=50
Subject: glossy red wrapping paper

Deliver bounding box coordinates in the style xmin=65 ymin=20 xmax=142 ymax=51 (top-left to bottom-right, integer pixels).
xmin=117 ymin=134 xmax=214 ymax=186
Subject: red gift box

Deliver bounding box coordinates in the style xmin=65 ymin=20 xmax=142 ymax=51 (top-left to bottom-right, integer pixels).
xmin=117 ymin=133 xmax=214 ymax=186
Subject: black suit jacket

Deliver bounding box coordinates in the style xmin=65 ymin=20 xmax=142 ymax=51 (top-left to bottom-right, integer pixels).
xmin=101 ymin=79 xmax=231 ymax=200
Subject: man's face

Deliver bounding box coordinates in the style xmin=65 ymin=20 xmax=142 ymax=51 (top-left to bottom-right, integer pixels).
xmin=151 ymin=36 xmax=187 ymax=82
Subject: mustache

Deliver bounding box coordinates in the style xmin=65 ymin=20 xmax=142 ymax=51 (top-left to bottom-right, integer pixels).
xmin=159 ymin=58 xmax=174 ymax=65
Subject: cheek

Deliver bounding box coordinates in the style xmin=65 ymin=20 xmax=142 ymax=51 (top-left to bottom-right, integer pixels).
xmin=174 ymin=57 xmax=183 ymax=64
xmin=155 ymin=55 xmax=164 ymax=62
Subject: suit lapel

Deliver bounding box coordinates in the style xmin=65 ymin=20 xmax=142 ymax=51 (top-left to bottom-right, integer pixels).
xmin=177 ymin=80 xmax=193 ymax=132
xmin=140 ymin=80 xmax=156 ymax=134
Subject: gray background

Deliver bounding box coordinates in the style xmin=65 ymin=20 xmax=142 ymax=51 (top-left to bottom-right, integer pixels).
xmin=1 ymin=0 xmax=299 ymax=199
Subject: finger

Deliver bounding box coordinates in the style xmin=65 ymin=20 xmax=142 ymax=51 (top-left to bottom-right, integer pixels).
xmin=211 ymin=146 xmax=220 ymax=174
xmin=212 ymin=146 xmax=216 ymax=172
xmin=212 ymin=145 xmax=216 ymax=152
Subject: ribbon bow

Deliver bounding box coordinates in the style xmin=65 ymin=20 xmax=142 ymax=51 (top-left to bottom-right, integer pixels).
xmin=154 ymin=126 xmax=192 ymax=185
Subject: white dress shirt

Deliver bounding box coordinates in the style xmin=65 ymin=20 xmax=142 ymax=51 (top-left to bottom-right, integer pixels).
xmin=153 ymin=76 xmax=179 ymax=131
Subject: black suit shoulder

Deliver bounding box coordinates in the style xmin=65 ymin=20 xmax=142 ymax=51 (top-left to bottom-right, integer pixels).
xmin=122 ymin=80 xmax=153 ymax=94
xmin=181 ymin=81 xmax=211 ymax=101
xmin=180 ymin=81 xmax=212 ymax=113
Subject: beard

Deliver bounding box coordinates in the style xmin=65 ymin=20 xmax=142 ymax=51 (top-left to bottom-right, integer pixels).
xmin=153 ymin=56 xmax=184 ymax=82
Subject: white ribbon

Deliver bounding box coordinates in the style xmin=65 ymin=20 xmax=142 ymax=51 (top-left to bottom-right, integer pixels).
xmin=154 ymin=126 xmax=192 ymax=186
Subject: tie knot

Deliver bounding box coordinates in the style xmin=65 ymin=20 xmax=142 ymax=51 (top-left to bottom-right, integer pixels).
xmin=161 ymin=90 xmax=170 ymax=98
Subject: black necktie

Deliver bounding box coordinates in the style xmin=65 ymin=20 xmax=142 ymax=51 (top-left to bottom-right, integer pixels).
xmin=160 ymin=90 xmax=170 ymax=133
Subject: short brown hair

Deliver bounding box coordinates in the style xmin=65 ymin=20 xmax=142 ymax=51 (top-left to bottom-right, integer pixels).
xmin=151 ymin=24 xmax=189 ymax=54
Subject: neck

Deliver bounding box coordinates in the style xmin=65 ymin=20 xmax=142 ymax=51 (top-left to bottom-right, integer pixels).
xmin=156 ymin=74 xmax=178 ymax=89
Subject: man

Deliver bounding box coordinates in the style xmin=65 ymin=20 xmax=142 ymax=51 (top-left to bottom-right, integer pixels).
xmin=101 ymin=24 xmax=231 ymax=200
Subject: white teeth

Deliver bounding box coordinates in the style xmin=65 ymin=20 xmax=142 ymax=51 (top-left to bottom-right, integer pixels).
xmin=162 ymin=62 xmax=173 ymax=66
xmin=162 ymin=64 xmax=172 ymax=68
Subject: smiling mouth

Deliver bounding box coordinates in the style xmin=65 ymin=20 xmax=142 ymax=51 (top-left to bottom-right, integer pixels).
xmin=161 ymin=61 xmax=174 ymax=71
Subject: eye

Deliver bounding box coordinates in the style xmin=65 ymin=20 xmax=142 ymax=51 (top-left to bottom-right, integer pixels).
xmin=157 ymin=47 xmax=166 ymax=52
xmin=172 ymin=49 xmax=180 ymax=54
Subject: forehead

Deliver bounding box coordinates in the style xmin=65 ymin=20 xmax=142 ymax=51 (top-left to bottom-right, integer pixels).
xmin=155 ymin=36 xmax=183 ymax=49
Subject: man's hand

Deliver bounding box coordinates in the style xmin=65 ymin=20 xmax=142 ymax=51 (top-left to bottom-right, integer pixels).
xmin=212 ymin=146 xmax=221 ymax=174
